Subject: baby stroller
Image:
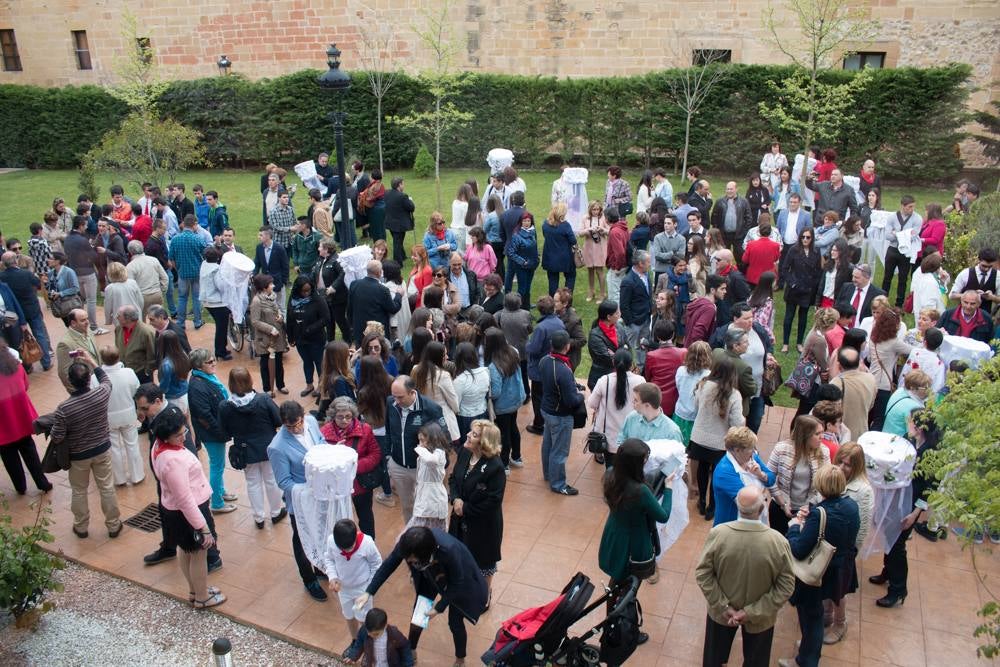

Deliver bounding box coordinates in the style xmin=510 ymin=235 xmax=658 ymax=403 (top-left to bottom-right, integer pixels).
xmin=483 ymin=574 xmax=643 ymax=667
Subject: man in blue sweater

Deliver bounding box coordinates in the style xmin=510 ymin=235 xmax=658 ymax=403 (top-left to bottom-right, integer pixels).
xmin=524 ymin=295 xmax=565 ymax=435
xmin=539 ymin=331 xmax=584 ymax=496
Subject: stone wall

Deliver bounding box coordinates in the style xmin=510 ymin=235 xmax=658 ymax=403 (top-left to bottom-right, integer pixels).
xmin=1 ymin=0 xmax=997 ymax=164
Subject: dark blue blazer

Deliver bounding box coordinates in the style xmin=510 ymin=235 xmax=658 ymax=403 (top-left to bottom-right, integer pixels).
xmin=619 ymin=269 xmax=652 ymax=327
xmin=541 ymin=221 xmax=578 ymax=274
xmin=347 ymin=276 xmax=402 ymax=344
xmin=0 ymin=267 xmax=41 ymax=320
xmin=787 ymin=495 xmax=859 ymax=604
xmin=0 ymin=282 xmax=26 ymax=326
xmin=254 ymin=242 xmax=290 ymax=292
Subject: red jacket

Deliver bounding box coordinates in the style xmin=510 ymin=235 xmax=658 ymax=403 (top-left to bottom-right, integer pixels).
xmin=743 ymin=237 xmax=781 ymax=285
xmin=0 ymin=366 xmax=38 ymax=446
xmin=606 ymin=221 xmax=630 ymax=270
xmin=919 ymin=218 xmax=946 ymax=258
xmin=320 ymin=418 xmax=382 ymax=496
xmin=643 ymin=345 xmax=687 ymax=416
xmin=683 ymin=297 xmax=717 ymax=348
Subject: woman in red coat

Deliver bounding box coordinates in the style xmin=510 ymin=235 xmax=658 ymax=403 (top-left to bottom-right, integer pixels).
xmin=0 ymin=339 xmax=51 ymax=494
xmin=919 ymin=203 xmax=947 ymax=259
xmin=321 ymin=396 xmax=383 ymax=538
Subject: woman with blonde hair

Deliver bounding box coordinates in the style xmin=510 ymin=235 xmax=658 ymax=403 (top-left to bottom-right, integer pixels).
xmin=578 ymin=200 xmax=609 ymax=301
xmin=794 ymin=306 xmax=839 ymax=417
xmin=408 ymin=244 xmax=434 ymax=309
xmin=423 ymin=211 xmax=458 ymax=271
xmin=767 ymin=414 xmax=831 ymax=535
xmin=686 ymin=234 xmax=709 ymax=296
xmin=102 ymin=261 xmax=143 ymax=325
xmin=449 ymin=418 xmax=506 ymax=605
xmin=824 ymin=441 xmax=874 ymax=644
xmin=541 ymin=201 xmax=578 ymax=296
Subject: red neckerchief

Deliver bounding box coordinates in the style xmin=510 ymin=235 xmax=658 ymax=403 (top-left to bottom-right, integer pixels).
xmin=340 ymin=531 xmax=365 ymax=560
xmin=598 ymin=320 xmax=618 ymax=347
xmin=550 ymin=352 xmax=572 ymax=369
xmin=152 ymin=438 xmax=184 ymax=461
xmin=122 ymin=323 xmax=134 ymax=347
xmin=435 ymin=227 xmax=446 ymax=240
xmin=717 ymin=264 xmax=734 ymax=277
xmin=860 ymin=170 xmax=876 ymax=185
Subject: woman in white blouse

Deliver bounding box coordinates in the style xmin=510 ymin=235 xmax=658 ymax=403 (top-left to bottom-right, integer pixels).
xmin=452 ymin=342 xmax=490 ymax=445
xmin=909 ymin=252 xmax=949 ymax=316
xmin=450 ymin=183 xmax=473 ymax=253
xmin=412 ymin=341 xmax=461 ymax=446
xmin=586 ymin=348 xmax=644 ymax=468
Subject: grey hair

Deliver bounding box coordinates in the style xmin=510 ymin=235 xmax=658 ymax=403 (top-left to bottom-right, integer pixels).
xmin=724 ymin=327 xmax=748 ymax=350
xmin=147 ymin=305 xmax=168 ymax=320
xmin=117 ymin=304 xmax=140 ymax=323
xmin=188 ymin=348 xmax=213 ymax=370
xmin=632 ymin=249 xmax=649 ymax=267
xmin=0 ymin=252 xmax=16 ymax=269
xmin=127 ymin=240 xmax=144 ymax=255
xmin=367 ymin=259 xmax=382 ymax=276
xmin=856 ymin=263 xmax=873 ymax=279
xmin=330 ymin=396 xmax=359 ymax=418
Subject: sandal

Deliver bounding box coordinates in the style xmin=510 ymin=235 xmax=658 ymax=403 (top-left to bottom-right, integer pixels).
xmin=189 ymin=586 xmax=221 ymax=603
xmin=192 ymin=591 xmax=227 ymax=609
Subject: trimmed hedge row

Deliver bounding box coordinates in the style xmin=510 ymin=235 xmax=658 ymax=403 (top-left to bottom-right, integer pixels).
xmin=0 ymin=63 xmax=972 ymax=182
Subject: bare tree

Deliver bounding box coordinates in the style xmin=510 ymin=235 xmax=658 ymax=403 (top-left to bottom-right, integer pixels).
xmin=762 ymin=0 xmax=877 ymax=169
xmin=352 ymin=2 xmax=401 ymax=174
xmin=668 ymin=48 xmax=729 ymax=177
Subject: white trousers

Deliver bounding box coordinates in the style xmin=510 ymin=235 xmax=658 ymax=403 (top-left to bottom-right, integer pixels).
xmin=109 ymin=424 xmax=145 ymax=485
xmin=244 ymin=460 xmax=284 ymax=521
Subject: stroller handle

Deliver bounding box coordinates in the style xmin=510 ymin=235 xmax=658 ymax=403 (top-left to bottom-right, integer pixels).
xmin=607 ymin=575 xmax=641 ymax=618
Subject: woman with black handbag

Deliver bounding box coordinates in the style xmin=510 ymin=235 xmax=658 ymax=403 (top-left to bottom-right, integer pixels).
xmin=586 ymin=348 xmax=643 ymax=467
xmin=597 ymin=438 xmax=669 ymax=647
xmin=321 ymin=396 xmax=382 ymax=538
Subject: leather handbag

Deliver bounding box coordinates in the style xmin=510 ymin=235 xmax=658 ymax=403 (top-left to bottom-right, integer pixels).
xmin=761 ymin=359 xmax=783 ymax=398
xmin=49 ymin=293 xmax=84 ymax=319
xmin=572 ymin=245 xmax=586 ymax=268
xmin=784 ymin=348 xmax=818 ymax=397
xmin=552 ymin=356 xmax=588 ymax=429
xmin=19 ymin=333 xmax=43 ymax=366
xmin=228 ymin=442 xmax=247 ymax=471
xmin=348 ymin=435 xmax=382 ymax=490
xmin=791 ymin=506 xmax=837 ymax=586
xmin=584 ymin=376 xmax=611 ymax=454
xmin=628 ymin=555 xmax=656 ymax=580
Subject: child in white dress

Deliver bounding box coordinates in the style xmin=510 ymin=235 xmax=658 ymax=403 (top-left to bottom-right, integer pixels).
xmin=407 ymin=422 xmax=450 ymax=530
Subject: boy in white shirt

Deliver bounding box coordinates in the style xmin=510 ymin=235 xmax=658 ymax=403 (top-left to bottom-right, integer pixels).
xmin=323 ymin=518 xmax=383 ymax=641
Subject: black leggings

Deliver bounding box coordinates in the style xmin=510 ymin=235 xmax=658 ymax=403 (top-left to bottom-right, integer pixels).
xmin=206 ymin=306 xmax=230 ymax=357
xmin=409 ymin=578 xmax=469 ymax=659
xmin=259 ymin=352 xmax=285 ymax=391
xmin=689 ymin=441 xmax=725 ymax=513
xmin=496 ymin=411 xmax=521 ymax=465
xmin=882 ymin=246 xmax=913 ymax=307
xmin=352 ymin=490 xmax=375 ymax=538
xmin=782 ymin=304 xmax=810 ymax=346
xmin=0 ymin=435 xmax=50 ymax=494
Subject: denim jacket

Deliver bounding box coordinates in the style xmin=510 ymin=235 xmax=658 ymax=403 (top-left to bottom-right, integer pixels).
xmin=489 ymin=362 xmax=526 ymax=414
xmin=51 ymin=265 xmax=80 ymax=297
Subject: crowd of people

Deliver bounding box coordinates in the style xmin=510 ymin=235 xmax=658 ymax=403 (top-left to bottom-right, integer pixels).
xmin=0 ymin=146 xmax=996 ymax=667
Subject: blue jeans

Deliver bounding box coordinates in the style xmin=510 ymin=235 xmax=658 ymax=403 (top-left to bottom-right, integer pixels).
xmin=794 ymin=597 xmax=824 ymax=667
xmin=747 ymin=396 xmax=765 ymax=434
xmin=296 ymin=341 xmax=325 ymax=385
xmin=541 ymin=411 xmax=573 ymax=491
xmin=176 ymin=277 xmax=202 ymax=326
xmin=203 ymin=441 xmax=228 ymax=509
xmin=165 ymin=273 xmax=177 ymax=315
xmin=26 ymin=312 xmax=52 ymax=369
xmin=513 ymin=266 xmax=534 ymax=306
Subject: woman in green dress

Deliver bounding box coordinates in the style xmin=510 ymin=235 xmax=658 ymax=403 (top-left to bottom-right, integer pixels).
xmin=597 ymin=438 xmax=669 ymax=646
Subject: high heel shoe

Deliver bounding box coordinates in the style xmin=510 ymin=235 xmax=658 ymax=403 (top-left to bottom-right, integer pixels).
xmin=868 ymin=573 xmax=888 ymax=585
xmin=875 ymin=593 xmax=906 ymax=608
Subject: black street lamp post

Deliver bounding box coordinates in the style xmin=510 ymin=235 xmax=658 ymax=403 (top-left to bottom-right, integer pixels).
xmin=317 ymin=43 xmax=355 ymax=249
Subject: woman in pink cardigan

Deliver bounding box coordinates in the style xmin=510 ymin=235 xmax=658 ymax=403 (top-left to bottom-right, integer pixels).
xmin=919 ymin=203 xmax=947 ymax=259
xmin=151 ymin=409 xmax=225 ymax=609
xmin=0 ymin=339 xmax=50 ymax=495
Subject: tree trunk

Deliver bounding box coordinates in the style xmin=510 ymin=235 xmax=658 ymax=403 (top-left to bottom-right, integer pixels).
xmin=681 ymin=111 xmax=692 ymax=178
xmin=434 ymin=95 xmax=442 ymax=210
xmin=376 ymin=94 xmax=384 ymax=175
xmin=802 ymin=72 xmax=817 ymax=185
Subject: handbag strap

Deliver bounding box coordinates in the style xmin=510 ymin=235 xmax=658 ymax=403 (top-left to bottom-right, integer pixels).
xmin=603 ymin=376 xmax=611 ymax=431
xmin=817 ymin=505 xmax=827 ymax=541
xmin=872 ymin=344 xmax=895 ymax=390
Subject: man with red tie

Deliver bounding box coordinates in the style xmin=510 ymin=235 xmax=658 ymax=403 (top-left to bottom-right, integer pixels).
xmin=837 ymin=264 xmax=886 ymax=328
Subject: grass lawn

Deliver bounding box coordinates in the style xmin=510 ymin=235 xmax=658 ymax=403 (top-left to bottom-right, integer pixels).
xmin=2 ymin=167 xmax=943 ymax=407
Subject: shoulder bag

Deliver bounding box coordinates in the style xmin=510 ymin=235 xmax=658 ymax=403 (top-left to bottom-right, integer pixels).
xmin=585 ymin=376 xmax=611 ymax=454
xmin=19 ymin=333 xmax=43 ymax=366
xmin=48 ymin=292 xmax=84 ymax=319
xmin=784 ymin=344 xmax=818 ymax=397
xmin=761 ymin=358 xmax=783 ymax=398
xmin=349 ymin=435 xmax=383 ymax=490
xmin=228 ymin=441 xmax=247 ymax=470
xmin=572 ymin=244 xmax=586 ymax=268
xmin=791 ymin=506 xmax=837 ymax=586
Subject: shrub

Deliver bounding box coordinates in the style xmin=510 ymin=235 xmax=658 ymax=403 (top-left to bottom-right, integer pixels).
xmin=0 ymin=499 xmax=64 ymax=628
xmin=413 ymin=145 xmax=435 ymax=178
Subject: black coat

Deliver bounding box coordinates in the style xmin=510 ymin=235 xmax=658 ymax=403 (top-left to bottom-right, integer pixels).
xmin=782 ymin=246 xmax=823 ymax=308
xmin=313 ymin=254 xmax=348 ymax=305
xmin=254 ymin=243 xmax=290 ymax=292
xmin=835 ymin=282 xmax=886 ymax=322
xmin=586 ymin=322 xmax=628 ymax=389
xmin=718 ymin=268 xmax=751 ymax=326
xmin=218 ymin=393 xmax=281 ymax=464
xmin=449 ymin=449 xmax=506 ymax=568
xmin=0 ymin=267 xmax=42 ymax=319
xmin=619 ymin=269 xmax=652 ymax=327
xmin=286 ymin=294 xmax=330 ymax=346
xmin=367 ymin=527 xmax=488 ymax=622
xmin=788 ymin=495 xmax=859 ymax=605
xmin=187 ymin=374 xmax=228 ymax=445
xmin=348 ymin=276 xmax=401 ymax=344
xmin=384 ymin=189 xmax=415 ymax=233
xmin=385 ymin=392 xmax=447 ymax=469
xmin=479 ymin=291 xmax=503 ymax=315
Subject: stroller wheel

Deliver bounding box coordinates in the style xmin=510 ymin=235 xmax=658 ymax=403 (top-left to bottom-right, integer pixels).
xmin=227 ymin=318 xmax=244 ymax=352
xmin=578 ymin=644 xmax=600 ymax=666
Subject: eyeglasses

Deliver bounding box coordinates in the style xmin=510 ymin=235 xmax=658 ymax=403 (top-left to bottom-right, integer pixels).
xmin=434 ymin=273 xmax=446 ymax=278
xmin=205 ymin=358 xmax=217 ymax=365
xmin=11 ymin=246 xmax=21 ymax=251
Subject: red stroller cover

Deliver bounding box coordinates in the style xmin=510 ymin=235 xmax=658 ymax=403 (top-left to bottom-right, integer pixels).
xmin=493 ymin=593 xmax=566 ymax=653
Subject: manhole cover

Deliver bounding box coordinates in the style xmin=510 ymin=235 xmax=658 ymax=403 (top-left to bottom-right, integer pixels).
xmin=123 ymin=503 xmax=162 ymax=533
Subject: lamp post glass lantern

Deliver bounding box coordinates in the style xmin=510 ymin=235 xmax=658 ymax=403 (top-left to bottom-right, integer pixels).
xmin=217 ymin=55 xmax=231 ymax=75
xmin=317 ymin=43 xmax=355 ymax=249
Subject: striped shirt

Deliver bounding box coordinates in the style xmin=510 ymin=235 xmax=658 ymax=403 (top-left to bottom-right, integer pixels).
xmin=267 ymin=204 xmax=296 ymax=248
xmin=50 ymin=367 xmax=113 ymax=458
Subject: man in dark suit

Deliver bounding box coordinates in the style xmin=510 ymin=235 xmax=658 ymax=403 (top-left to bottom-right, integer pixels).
xmin=836 ymin=264 xmax=886 ymax=328
xmin=348 ymin=259 xmax=402 ymax=344
xmin=688 ymin=179 xmax=713 ymax=224
xmin=0 ymin=251 xmax=52 ymax=371
xmin=254 ymin=226 xmax=290 ymax=314
xmin=146 ymin=304 xmax=191 ymax=354
xmin=619 ymin=249 xmax=653 ymax=369
xmin=383 ymin=177 xmax=415 ymax=265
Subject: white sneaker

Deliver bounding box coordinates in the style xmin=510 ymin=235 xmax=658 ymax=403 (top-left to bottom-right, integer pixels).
xmin=509 ymin=458 xmax=524 ymax=468
xmin=92 ymin=327 xmax=110 ymax=335
xmin=374 ymin=491 xmax=397 ymax=508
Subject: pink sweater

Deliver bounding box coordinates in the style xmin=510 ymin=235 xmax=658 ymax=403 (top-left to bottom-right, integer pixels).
xmin=152 ymin=445 xmax=211 ymax=529
xmin=465 ymin=243 xmax=497 ymax=280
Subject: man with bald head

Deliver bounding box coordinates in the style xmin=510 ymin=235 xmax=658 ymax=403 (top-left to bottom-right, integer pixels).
xmin=940 ymin=290 xmax=993 ymax=344
xmin=710 ymin=180 xmax=752 ymax=250
xmin=807 ymin=168 xmax=859 ymax=226
xmin=831 ymin=346 xmax=877 ymax=440
xmin=348 ymin=259 xmax=403 ymax=344
xmin=696 ymin=485 xmax=795 ymax=667
xmin=56 ymin=308 xmax=99 ymax=392
xmin=384 ymin=375 xmax=447 ymax=523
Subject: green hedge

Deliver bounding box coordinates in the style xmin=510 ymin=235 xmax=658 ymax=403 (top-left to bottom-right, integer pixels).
xmin=0 ymin=63 xmax=972 ymax=182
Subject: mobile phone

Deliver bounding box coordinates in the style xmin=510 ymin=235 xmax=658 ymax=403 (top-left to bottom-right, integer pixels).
xmin=68 ymin=350 xmax=82 ymax=358
xmin=915 ymin=499 xmax=929 ymax=511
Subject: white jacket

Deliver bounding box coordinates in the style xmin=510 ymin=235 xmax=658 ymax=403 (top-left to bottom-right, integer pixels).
xmin=101 ymin=363 xmax=140 ymax=429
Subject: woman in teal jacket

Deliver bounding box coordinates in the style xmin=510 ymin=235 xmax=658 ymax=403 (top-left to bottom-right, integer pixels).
xmin=882 ymin=370 xmax=931 ymax=437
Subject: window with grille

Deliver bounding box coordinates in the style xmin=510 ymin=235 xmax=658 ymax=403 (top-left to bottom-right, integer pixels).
xmin=692 ymin=49 xmax=731 ymax=66
xmin=843 ymin=52 xmax=886 ymax=70
xmin=1 ymin=30 xmax=22 ymax=71
xmin=73 ymin=30 xmax=92 ymax=70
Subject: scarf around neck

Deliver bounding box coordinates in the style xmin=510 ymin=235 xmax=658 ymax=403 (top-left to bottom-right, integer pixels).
xmin=598 ymin=320 xmax=618 ymax=347
xmin=550 ymin=352 xmax=572 ymax=369
xmin=192 ymin=369 xmax=229 ymax=400
xmin=340 ymin=531 xmax=365 ymax=560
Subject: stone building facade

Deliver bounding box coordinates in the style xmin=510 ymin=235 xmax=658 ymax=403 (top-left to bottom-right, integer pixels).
xmin=1 ymin=0 xmax=998 ymax=162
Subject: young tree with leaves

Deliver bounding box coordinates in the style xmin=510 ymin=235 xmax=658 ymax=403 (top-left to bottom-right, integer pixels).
xmin=390 ymin=0 xmax=472 ymax=209
xmin=760 ymin=0 xmax=878 ymax=168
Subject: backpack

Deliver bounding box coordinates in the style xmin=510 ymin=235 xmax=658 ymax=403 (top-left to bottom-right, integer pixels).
xmin=599 ymin=585 xmax=643 ymax=666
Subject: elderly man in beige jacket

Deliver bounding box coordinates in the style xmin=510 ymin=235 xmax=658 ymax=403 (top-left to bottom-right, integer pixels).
xmin=696 ymin=486 xmax=795 ymax=667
